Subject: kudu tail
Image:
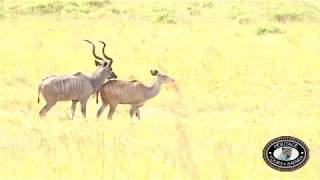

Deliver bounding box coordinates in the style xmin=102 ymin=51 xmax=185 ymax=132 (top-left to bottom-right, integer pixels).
xmin=37 ymin=84 xmax=42 ymax=104
xmin=96 ymin=90 xmax=99 ymax=104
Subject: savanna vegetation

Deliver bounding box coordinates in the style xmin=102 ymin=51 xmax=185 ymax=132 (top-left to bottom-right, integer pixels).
xmin=0 ymin=0 xmax=320 ymax=179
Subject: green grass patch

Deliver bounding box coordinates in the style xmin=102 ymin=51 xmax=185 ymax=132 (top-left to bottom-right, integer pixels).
xmin=153 ymin=8 xmax=176 ymax=24
xmin=256 ymin=25 xmax=283 ymax=35
xmin=274 ymin=13 xmax=303 ymax=23
xmin=8 ymin=1 xmax=65 ymax=15
xmin=86 ymin=0 xmax=110 ymax=8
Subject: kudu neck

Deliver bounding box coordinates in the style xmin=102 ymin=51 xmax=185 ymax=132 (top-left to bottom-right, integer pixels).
xmin=145 ymin=77 xmax=162 ymax=100
xmin=90 ymin=68 xmax=107 ymax=92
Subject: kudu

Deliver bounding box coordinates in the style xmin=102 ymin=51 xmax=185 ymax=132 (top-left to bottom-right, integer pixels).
xmin=96 ymin=70 xmax=175 ymax=120
xmin=38 ymin=40 xmax=117 ymax=118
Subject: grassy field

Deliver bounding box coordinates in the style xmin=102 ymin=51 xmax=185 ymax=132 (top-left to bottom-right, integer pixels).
xmin=1 ymin=0 xmax=320 ymax=179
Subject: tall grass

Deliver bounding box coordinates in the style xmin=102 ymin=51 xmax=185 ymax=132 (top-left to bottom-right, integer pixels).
xmin=0 ymin=0 xmax=320 ymax=179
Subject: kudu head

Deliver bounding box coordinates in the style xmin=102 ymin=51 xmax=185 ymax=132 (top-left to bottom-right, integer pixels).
xmin=150 ymin=69 xmax=175 ymax=84
xmin=84 ymin=40 xmax=117 ymax=79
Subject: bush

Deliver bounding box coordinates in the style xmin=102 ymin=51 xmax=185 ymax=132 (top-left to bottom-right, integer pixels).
xmin=111 ymin=8 xmax=120 ymax=15
xmin=274 ymin=13 xmax=303 ymax=23
xmin=156 ymin=13 xmax=176 ymax=24
xmin=86 ymin=0 xmax=110 ymax=8
xmin=153 ymin=8 xmax=176 ymax=24
xmin=256 ymin=26 xmax=283 ymax=35
xmin=202 ymin=1 xmax=214 ymax=9
xmin=238 ymin=17 xmax=255 ymax=25
xmin=0 ymin=9 xmax=3 ymax=18
xmin=28 ymin=1 xmax=65 ymax=15
xmin=187 ymin=7 xmax=201 ymax=16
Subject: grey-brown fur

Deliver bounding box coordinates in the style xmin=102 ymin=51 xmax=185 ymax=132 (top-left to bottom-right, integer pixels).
xmin=97 ymin=70 xmax=174 ymax=120
xmin=38 ymin=40 xmax=117 ymax=118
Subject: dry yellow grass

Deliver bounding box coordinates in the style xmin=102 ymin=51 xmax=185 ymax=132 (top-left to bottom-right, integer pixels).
xmin=0 ymin=0 xmax=320 ymax=179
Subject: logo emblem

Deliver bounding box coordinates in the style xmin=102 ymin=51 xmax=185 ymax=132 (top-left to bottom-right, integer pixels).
xmin=263 ymin=136 xmax=309 ymax=171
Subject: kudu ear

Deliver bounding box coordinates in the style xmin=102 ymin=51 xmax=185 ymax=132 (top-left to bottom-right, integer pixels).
xmin=150 ymin=69 xmax=159 ymax=76
xmin=95 ymin=60 xmax=102 ymax=66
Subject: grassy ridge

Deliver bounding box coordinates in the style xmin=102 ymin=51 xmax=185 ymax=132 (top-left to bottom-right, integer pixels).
xmin=0 ymin=0 xmax=320 ymax=179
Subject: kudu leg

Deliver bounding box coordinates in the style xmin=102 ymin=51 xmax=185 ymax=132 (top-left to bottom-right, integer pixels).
xmin=107 ymin=104 xmax=117 ymax=120
xmin=135 ymin=108 xmax=141 ymax=120
xmin=129 ymin=105 xmax=135 ymax=118
xmin=97 ymin=104 xmax=107 ymax=119
xmin=70 ymin=100 xmax=78 ymax=119
xmin=39 ymin=101 xmax=57 ymax=118
xmin=80 ymin=99 xmax=88 ymax=119
xmin=135 ymin=104 xmax=143 ymax=120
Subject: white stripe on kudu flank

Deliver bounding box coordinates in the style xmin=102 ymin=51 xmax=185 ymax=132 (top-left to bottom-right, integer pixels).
xmin=74 ymin=81 xmax=77 ymax=97
xmin=61 ymin=80 xmax=65 ymax=96
xmin=65 ymin=80 xmax=69 ymax=96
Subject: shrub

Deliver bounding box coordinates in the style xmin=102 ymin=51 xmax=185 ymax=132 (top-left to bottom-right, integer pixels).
xmin=28 ymin=1 xmax=65 ymax=15
xmin=202 ymin=1 xmax=214 ymax=9
xmin=86 ymin=0 xmax=110 ymax=8
xmin=153 ymin=8 xmax=176 ymax=24
xmin=111 ymin=8 xmax=120 ymax=15
xmin=256 ymin=26 xmax=283 ymax=35
xmin=156 ymin=13 xmax=176 ymax=24
xmin=187 ymin=7 xmax=201 ymax=16
xmin=238 ymin=17 xmax=255 ymax=25
xmin=274 ymin=13 xmax=303 ymax=23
